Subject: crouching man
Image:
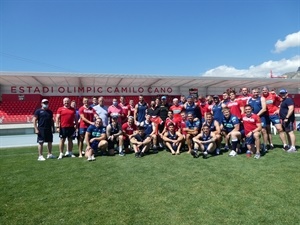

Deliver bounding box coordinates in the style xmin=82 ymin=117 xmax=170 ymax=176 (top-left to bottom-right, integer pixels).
xmin=130 ymin=126 xmax=152 ymax=158
xmin=84 ymin=118 xmax=108 ymax=161
xmin=192 ymin=124 xmax=217 ymax=159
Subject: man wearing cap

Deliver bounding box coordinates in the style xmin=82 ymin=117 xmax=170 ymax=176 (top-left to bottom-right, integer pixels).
xmin=33 ymin=99 xmax=55 ymax=161
xmin=279 ymin=89 xmax=297 ymax=152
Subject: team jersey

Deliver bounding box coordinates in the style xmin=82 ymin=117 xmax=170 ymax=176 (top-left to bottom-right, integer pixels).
xmin=199 ymin=103 xmax=209 ymax=118
xmin=227 ymin=100 xmax=242 ymax=119
xmin=203 ymin=120 xmax=217 ymax=132
xmin=119 ymin=103 xmax=130 ymax=117
xmin=57 ymin=106 xmax=76 ymax=128
xmin=247 ymin=97 xmax=264 ymax=115
xmin=237 ymin=94 xmax=251 ymax=107
xmin=185 ymin=119 xmax=201 ymax=130
xmin=79 ymin=106 xmax=96 ymax=128
xmin=166 ymin=131 xmax=178 ymax=140
xmin=241 ymin=113 xmax=261 ymax=135
xmin=221 ymin=115 xmax=240 ymax=132
xmin=140 ymin=120 xmax=153 ymax=135
xmin=212 ymin=102 xmax=223 ymax=123
xmin=107 ymin=123 xmax=121 ymax=135
xmin=108 ymin=105 xmax=123 ymax=122
xmin=264 ymin=92 xmax=280 ymax=115
xmin=87 ymin=124 xmax=106 ymax=138
xmin=170 ymin=105 xmax=183 ymax=123
xmin=165 ymin=118 xmax=179 ymax=131
xmin=136 ymin=102 xmax=148 ymax=122
xmin=185 ymin=103 xmax=197 ymax=117
xmin=122 ymin=122 xmax=137 ymax=136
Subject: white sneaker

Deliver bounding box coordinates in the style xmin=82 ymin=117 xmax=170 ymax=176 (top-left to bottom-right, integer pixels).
xmin=254 ymin=153 xmax=261 ymax=159
xmin=64 ymin=151 xmax=70 ymax=157
xmin=69 ymin=152 xmax=76 ymax=158
xmin=47 ymin=154 xmax=56 ymax=159
xmin=38 ymin=155 xmax=46 ymax=161
xmin=58 ymin=153 xmax=63 ymax=159
xmin=87 ymin=157 xmax=93 ymax=161
xmin=229 ymin=150 xmax=237 ymax=157
xmin=91 ymin=155 xmax=96 ymax=161
xmin=287 ymin=147 xmax=297 ymax=153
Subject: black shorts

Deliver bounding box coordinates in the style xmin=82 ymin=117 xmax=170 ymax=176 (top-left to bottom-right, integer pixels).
xmin=37 ymin=128 xmax=53 ymax=143
xmin=108 ymin=139 xmax=117 ymax=149
xmin=282 ymin=120 xmax=294 ymax=132
xmin=59 ymin=127 xmax=75 ymax=139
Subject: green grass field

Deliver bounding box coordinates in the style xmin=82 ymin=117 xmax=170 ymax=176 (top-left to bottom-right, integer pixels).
xmin=1 ymin=134 xmax=300 ymax=225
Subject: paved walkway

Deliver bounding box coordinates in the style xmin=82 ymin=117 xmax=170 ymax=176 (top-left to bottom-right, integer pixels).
xmin=0 ymin=134 xmax=60 ymax=148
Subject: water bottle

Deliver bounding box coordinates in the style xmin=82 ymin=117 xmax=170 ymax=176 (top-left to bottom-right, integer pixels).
xmin=246 ymin=150 xmax=251 ymax=158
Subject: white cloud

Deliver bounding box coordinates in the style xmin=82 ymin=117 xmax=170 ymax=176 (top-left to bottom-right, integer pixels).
xmin=274 ymin=31 xmax=300 ymax=53
xmin=201 ymin=55 xmax=300 ymax=78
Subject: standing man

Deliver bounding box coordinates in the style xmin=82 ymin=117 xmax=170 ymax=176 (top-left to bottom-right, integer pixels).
xmin=93 ymin=96 xmax=109 ymax=127
xmin=78 ymin=97 xmax=98 ymax=158
xmin=33 ymin=99 xmax=55 ymax=161
xmin=56 ymin=97 xmax=78 ymax=159
xmin=279 ymin=89 xmax=297 ymax=152
xmin=134 ymin=95 xmax=148 ymax=126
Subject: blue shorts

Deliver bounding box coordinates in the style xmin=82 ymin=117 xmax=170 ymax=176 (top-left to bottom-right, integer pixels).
xmin=260 ymin=116 xmax=267 ymax=128
xmin=79 ymin=128 xmax=87 ymax=135
xmin=91 ymin=141 xmax=100 ymax=152
xmin=269 ymin=114 xmax=280 ymax=125
xmin=240 ymin=130 xmax=245 ymax=138
xmin=245 ymin=134 xmax=255 ymax=145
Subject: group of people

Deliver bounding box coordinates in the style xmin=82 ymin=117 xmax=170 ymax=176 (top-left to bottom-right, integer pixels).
xmin=33 ymin=86 xmax=297 ymax=161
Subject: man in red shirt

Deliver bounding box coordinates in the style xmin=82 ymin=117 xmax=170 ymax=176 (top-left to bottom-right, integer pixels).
xmin=241 ymin=104 xmax=262 ymax=159
xmin=122 ymin=116 xmax=137 ymax=153
xmin=223 ymin=90 xmax=243 ymax=119
xmin=78 ymin=97 xmax=98 ymax=158
xmin=56 ymin=97 xmax=78 ymax=159
xmin=169 ymin=98 xmax=184 ymax=125
xmin=119 ymin=96 xmax=130 ymax=124
xmin=238 ymin=87 xmax=251 ymax=107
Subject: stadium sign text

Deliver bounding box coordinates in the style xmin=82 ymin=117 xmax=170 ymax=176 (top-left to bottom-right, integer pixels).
xmin=10 ymin=86 xmax=174 ymax=95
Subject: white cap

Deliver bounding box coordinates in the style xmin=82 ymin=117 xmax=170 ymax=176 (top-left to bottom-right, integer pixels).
xmin=41 ymin=99 xmax=49 ymax=103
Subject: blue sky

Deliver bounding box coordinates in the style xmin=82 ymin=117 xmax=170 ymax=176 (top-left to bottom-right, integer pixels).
xmin=0 ymin=0 xmax=299 ymax=77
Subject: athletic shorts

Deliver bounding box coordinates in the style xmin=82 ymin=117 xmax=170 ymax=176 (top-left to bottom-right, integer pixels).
xmin=260 ymin=116 xmax=267 ymax=128
xmin=37 ymin=128 xmax=53 ymax=143
xmin=79 ymin=128 xmax=87 ymax=135
xmin=59 ymin=127 xmax=75 ymax=139
xmin=245 ymin=134 xmax=255 ymax=145
xmin=282 ymin=120 xmax=294 ymax=133
xmin=269 ymin=114 xmax=281 ymax=125
xmin=108 ymin=139 xmax=117 ymax=149
xmin=91 ymin=140 xmax=100 ymax=152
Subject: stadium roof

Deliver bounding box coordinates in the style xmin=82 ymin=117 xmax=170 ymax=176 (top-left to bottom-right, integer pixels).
xmin=0 ymin=71 xmax=299 ymax=92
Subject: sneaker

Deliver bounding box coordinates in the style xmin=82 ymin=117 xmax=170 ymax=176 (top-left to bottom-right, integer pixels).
xmin=46 ymin=154 xmax=56 ymax=159
xmin=38 ymin=155 xmax=46 ymax=161
xmin=64 ymin=151 xmax=70 ymax=157
xmin=191 ymin=149 xmax=198 ymax=158
xmin=287 ymin=147 xmax=297 ymax=153
xmin=282 ymin=145 xmax=290 ymax=151
xmin=119 ymin=151 xmax=125 ymax=156
xmin=69 ymin=152 xmax=76 ymax=158
xmin=91 ymin=155 xmax=96 ymax=161
xmin=87 ymin=157 xmax=93 ymax=161
xmin=159 ymin=143 xmax=164 ymax=148
xmin=269 ymin=144 xmax=274 ymax=149
xmin=224 ymin=145 xmax=229 ymax=151
xmin=254 ymin=153 xmax=261 ymax=159
xmin=140 ymin=152 xmax=145 ymax=157
xmin=82 ymin=151 xmax=85 ymax=155
xmin=215 ymin=148 xmax=220 ymax=155
xmin=135 ymin=152 xmax=140 ymax=158
xmin=228 ymin=150 xmax=237 ymax=157
xmin=58 ymin=153 xmax=63 ymax=159
xmin=203 ymin=151 xmax=208 ymax=159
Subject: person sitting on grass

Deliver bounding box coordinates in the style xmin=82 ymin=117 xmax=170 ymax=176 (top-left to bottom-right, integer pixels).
xmin=182 ymin=112 xmax=201 ymax=154
xmin=140 ymin=114 xmax=158 ymax=153
xmin=106 ymin=116 xmax=124 ymax=156
xmin=192 ymin=124 xmax=217 ymax=159
xmin=163 ymin=123 xmax=183 ymax=155
xmin=84 ymin=118 xmax=108 ymax=161
xmin=130 ymin=126 xmax=152 ymax=158
xmin=241 ymin=104 xmax=262 ymax=159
